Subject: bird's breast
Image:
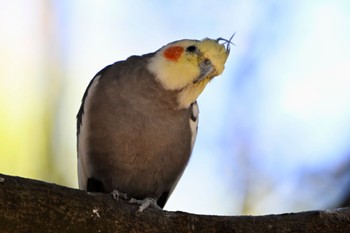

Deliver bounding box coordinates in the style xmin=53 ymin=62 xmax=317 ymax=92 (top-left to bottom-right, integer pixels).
xmin=82 ymin=87 xmax=193 ymax=198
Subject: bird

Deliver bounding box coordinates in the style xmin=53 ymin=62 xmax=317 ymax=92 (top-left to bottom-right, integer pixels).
xmin=77 ymin=36 xmax=231 ymax=212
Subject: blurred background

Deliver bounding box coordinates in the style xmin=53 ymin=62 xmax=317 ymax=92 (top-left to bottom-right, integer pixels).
xmin=1 ymin=0 xmax=350 ymax=215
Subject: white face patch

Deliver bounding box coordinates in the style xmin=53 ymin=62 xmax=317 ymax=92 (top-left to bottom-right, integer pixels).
xmin=147 ymin=40 xmax=202 ymax=91
xmin=147 ymin=38 xmax=229 ymax=109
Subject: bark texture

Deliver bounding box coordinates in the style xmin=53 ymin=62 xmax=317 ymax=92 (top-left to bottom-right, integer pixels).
xmin=0 ymin=173 xmax=349 ymax=233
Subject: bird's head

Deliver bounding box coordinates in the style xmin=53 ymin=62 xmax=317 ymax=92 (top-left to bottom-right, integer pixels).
xmin=148 ymin=37 xmax=232 ymax=108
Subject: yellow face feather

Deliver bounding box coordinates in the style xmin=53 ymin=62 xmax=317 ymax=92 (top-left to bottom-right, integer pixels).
xmin=147 ymin=38 xmax=230 ymax=108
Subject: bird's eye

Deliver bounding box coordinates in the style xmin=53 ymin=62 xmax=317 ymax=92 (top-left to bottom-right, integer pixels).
xmin=186 ymin=45 xmax=197 ymax=53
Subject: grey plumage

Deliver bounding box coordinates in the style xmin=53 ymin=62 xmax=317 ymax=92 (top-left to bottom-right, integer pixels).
xmin=77 ymin=54 xmax=198 ymax=208
xmin=77 ymin=38 xmax=230 ymax=210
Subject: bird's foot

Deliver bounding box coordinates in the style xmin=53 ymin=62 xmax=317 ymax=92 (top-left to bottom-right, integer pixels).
xmin=111 ymin=190 xmax=129 ymax=201
xmin=129 ymin=197 xmax=161 ymax=212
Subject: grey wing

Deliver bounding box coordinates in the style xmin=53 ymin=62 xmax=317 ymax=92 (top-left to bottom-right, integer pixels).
xmin=77 ymin=66 xmax=111 ymax=191
xmin=189 ymin=101 xmax=199 ymax=150
xmin=157 ymin=101 xmax=199 ymax=208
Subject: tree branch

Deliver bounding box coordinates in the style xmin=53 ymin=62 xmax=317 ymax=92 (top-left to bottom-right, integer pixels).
xmin=0 ymin=173 xmax=349 ymax=233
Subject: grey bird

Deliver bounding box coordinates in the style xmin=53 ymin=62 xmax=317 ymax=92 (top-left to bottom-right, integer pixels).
xmin=77 ymin=37 xmax=230 ymax=211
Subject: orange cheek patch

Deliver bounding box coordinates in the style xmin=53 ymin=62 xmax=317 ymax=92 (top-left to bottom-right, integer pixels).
xmin=163 ymin=46 xmax=184 ymax=61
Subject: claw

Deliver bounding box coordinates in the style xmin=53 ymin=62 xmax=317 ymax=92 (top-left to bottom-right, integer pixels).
xmin=111 ymin=190 xmax=128 ymax=201
xmin=129 ymin=197 xmax=161 ymax=212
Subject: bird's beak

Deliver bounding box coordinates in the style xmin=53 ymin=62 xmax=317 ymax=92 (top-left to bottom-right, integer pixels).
xmin=193 ymin=59 xmax=216 ymax=84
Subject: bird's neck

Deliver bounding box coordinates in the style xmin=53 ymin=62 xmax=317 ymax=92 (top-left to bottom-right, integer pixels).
xmin=177 ymin=78 xmax=210 ymax=109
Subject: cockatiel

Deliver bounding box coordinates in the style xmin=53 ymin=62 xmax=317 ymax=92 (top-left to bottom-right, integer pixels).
xmin=77 ymin=37 xmax=231 ymax=211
